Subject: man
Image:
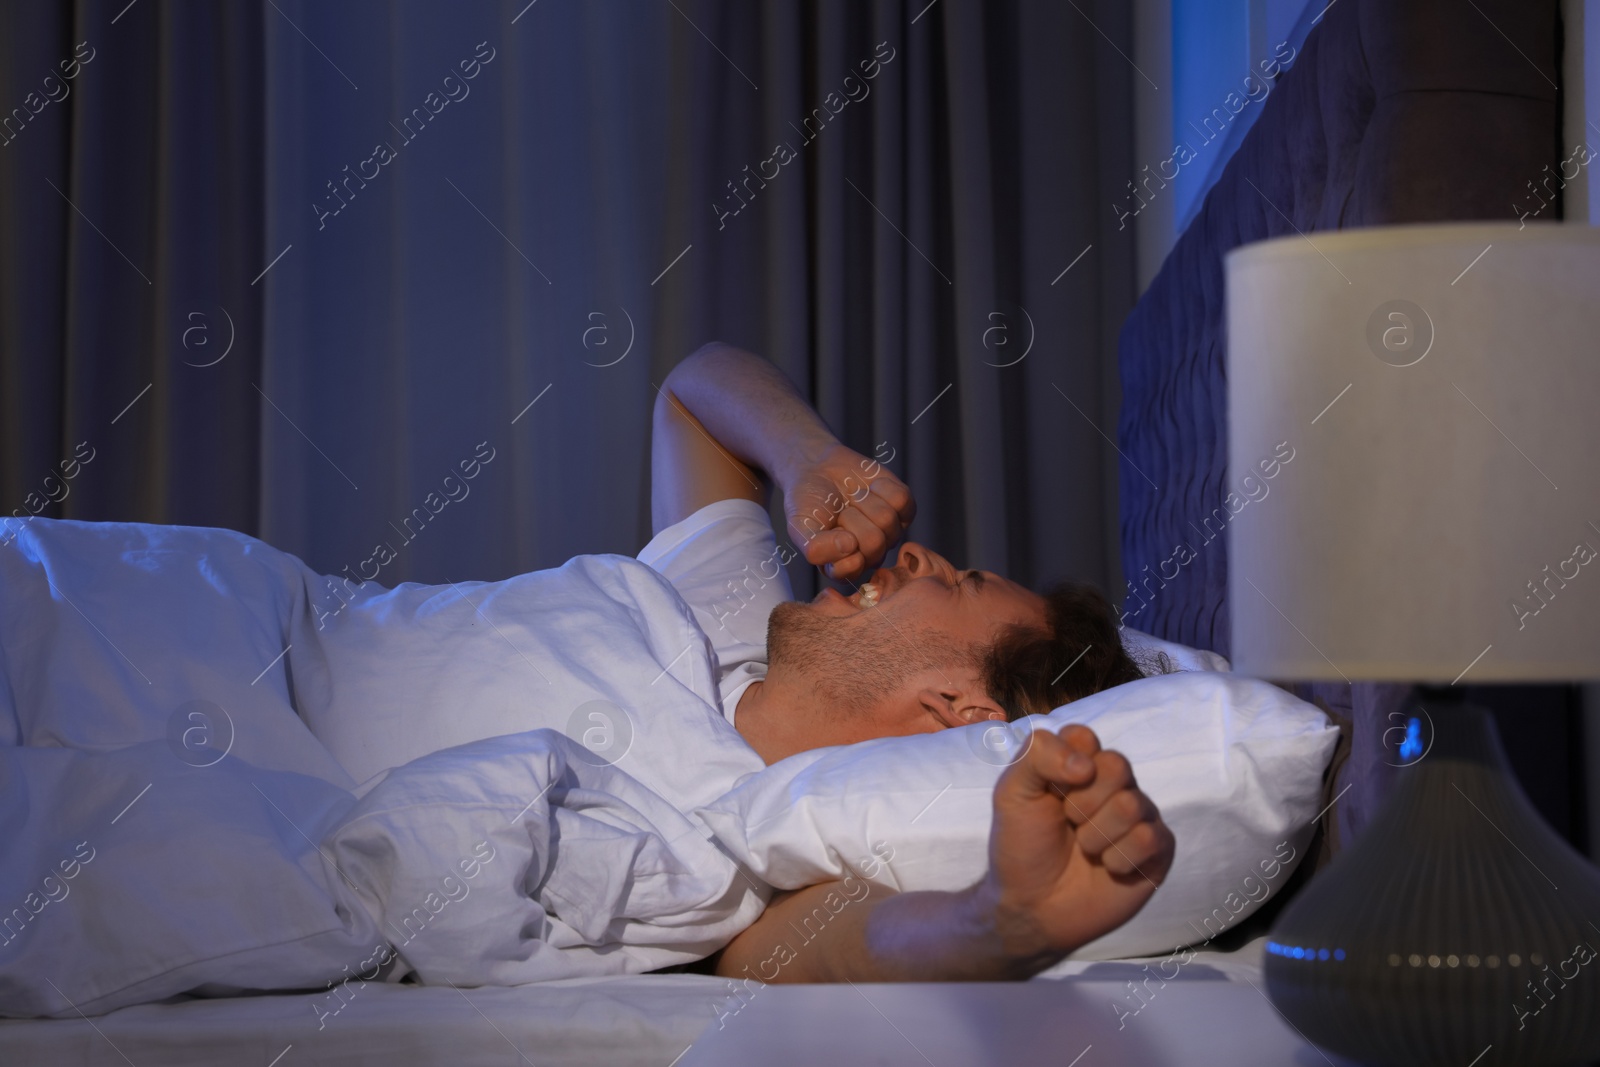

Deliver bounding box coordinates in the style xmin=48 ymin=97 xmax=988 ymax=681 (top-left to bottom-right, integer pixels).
xmin=0 ymin=341 xmax=1173 ymax=1017
xmin=647 ymin=341 xmax=1174 ymax=982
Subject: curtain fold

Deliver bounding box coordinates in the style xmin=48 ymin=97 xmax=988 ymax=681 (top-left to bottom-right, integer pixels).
xmin=2 ymin=0 xmax=1135 ymax=601
xmin=0 ymin=1 xmax=264 ymax=537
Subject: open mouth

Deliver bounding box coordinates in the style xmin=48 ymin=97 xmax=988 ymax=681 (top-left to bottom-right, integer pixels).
xmin=811 ymin=582 xmax=881 ymax=612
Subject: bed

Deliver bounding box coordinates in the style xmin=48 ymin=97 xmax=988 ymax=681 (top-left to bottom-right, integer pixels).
xmin=0 ymin=0 xmax=1563 ymax=1064
xmin=0 ymin=939 xmax=1351 ymax=1067
xmin=1116 ymin=0 xmax=1561 ymax=858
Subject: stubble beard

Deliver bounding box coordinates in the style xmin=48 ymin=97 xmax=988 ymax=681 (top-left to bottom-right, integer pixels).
xmin=765 ymin=600 xmax=968 ymax=719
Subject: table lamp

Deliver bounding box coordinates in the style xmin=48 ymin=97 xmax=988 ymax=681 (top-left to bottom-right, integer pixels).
xmin=1226 ymin=222 xmax=1600 ymax=1066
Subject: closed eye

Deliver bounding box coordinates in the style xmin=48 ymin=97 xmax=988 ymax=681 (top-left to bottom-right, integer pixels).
xmin=963 ymin=570 xmax=986 ymax=591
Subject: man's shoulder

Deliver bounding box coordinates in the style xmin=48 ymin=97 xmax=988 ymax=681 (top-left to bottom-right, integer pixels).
xmin=637 ymin=498 xmax=794 ymax=663
xmin=638 ymin=498 xmax=776 ymax=569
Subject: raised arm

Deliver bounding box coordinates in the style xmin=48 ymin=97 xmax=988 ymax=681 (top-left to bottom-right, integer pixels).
xmin=652 ymin=343 xmax=914 ymax=581
xmin=712 ymin=725 xmax=1175 ymax=982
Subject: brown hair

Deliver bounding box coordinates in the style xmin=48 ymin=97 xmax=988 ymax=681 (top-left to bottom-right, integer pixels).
xmin=979 ymin=581 xmax=1162 ymax=721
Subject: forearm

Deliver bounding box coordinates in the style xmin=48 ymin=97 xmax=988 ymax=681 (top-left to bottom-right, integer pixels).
xmin=716 ymin=729 xmax=1177 ymax=986
xmin=662 ymin=343 xmax=839 ymax=489
xmin=715 ymin=879 xmax=1063 ymax=984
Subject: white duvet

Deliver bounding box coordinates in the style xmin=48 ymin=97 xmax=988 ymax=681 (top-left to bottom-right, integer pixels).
xmin=0 ymin=519 xmax=768 ymax=1018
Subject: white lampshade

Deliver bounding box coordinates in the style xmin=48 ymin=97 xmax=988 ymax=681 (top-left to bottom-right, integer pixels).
xmin=1226 ymin=222 xmax=1600 ymax=683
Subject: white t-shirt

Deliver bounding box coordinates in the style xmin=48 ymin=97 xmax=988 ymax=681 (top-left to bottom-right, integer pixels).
xmin=637 ymin=498 xmax=795 ymax=726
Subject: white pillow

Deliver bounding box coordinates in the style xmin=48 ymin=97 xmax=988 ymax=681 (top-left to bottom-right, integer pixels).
xmin=1120 ymin=628 xmax=1232 ymax=674
xmin=696 ymin=671 xmax=1338 ymax=960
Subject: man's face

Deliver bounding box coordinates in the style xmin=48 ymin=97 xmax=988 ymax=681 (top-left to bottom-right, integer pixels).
xmin=766 ymin=541 xmax=1048 ymax=743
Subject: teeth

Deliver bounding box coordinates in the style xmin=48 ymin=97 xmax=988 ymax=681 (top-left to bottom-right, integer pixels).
xmin=858 ymin=582 xmax=879 ymax=607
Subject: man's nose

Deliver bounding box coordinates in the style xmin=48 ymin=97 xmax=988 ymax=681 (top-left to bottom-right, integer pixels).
xmin=895 ymin=542 xmax=943 ymax=577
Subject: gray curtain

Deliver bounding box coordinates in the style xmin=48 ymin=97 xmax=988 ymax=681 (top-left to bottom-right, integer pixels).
xmin=3 ymin=0 xmax=1136 ymax=601
xmin=0 ymin=1 xmax=265 ymax=535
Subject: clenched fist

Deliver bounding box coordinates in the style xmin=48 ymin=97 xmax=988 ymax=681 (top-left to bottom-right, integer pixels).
xmin=781 ymin=443 xmax=915 ymax=582
xmin=978 ymin=724 xmax=1176 ymax=962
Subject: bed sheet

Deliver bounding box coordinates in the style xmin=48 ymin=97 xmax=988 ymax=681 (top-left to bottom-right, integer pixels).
xmin=0 ymin=939 xmax=1287 ymax=1067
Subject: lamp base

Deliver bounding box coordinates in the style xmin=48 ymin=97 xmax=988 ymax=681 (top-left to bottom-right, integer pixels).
xmin=1264 ymin=698 xmax=1600 ymax=1066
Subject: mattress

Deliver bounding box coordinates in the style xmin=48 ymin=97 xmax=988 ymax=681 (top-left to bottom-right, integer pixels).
xmin=0 ymin=938 xmax=1332 ymax=1066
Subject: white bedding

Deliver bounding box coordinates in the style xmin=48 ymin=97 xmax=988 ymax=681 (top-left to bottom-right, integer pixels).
xmin=0 ymin=940 xmax=1291 ymax=1067
xmin=0 ymin=519 xmax=767 ymax=1018
xmin=0 ymin=973 xmax=735 ymax=1067
xmin=0 ymin=722 xmax=769 ymax=1018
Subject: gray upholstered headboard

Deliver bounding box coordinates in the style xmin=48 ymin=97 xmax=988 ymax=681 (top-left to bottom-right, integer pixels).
xmin=1115 ymin=0 xmax=1562 ymax=855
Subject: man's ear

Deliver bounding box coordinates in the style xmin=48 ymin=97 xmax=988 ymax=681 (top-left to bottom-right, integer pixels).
xmin=918 ymin=685 xmax=1007 ymax=729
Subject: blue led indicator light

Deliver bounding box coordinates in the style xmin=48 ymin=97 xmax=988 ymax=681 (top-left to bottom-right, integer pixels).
xmin=1399 ymin=717 xmax=1424 ymax=761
